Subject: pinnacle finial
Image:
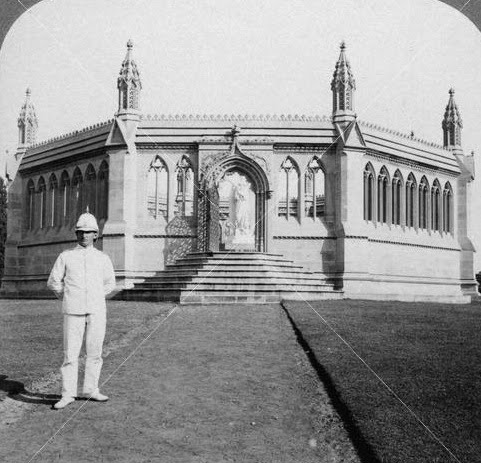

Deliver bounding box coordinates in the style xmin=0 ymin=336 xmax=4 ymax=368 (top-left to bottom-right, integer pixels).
xmin=231 ymin=124 xmax=240 ymax=138
xmin=117 ymin=39 xmax=142 ymax=114
xmin=443 ymin=88 xmax=462 ymax=149
xmin=26 ymin=87 xmax=31 ymax=96
xmin=331 ymin=41 xmax=356 ymax=118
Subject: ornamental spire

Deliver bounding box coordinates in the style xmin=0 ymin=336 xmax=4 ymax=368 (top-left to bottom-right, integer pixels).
xmin=331 ymin=41 xmax=356 ymax=120
xmin=117 ymin=39 xmax=142 ymax=115
xmin=442 ymin=88 xmax=463 ymax=150
xmin=17 ymin=87 xmax=38 ymax=148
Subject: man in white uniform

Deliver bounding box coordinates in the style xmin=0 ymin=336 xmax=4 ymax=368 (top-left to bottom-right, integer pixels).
xmin=47 ymin=212 xmax=116 ymax=410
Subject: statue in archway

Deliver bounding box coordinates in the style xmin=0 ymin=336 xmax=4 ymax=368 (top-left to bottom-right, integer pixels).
xmin=233 ymin=175 xmax=251 ymax=233
xmin=218 ymin=171 xmax=255 ymax=250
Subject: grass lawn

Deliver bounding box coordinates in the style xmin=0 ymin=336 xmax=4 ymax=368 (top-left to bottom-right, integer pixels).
xmin=283 ymin=299 xmax=481 ymax=463
xmin=0 ymin=299 xmax=173 ymax=399
xmin=0 ymin=300 xmax=359 ymax=463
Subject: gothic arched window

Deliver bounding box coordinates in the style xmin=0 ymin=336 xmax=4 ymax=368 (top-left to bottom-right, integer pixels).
xmin=97 ymin=161 xmax=109 ymax=220
xmin=60 ymin=171 xmax=71 ymax=225
xmin=377 ymin=167 xmax=390 ymax=224
xmin=363 ymin=163 xmax=375 ymax=221
xmin=278 ymin=157 xmax=299 ymax=219
xmin=175 ymin=157 xmax=194 ymax=217
xmin=72 ymin=168 xmax=84 ymax=222
xmin=431 ymin=180 xmax=442 ymax=232
xmin=418 ymin=177 xmax=429 ymax=230
xmin=305 ymin=158 xmax=325 ymax=218
xmin=38 ymin=177 xmax=47 ymax=229
xmin=26 ymin=179 xmax=35 ymax=230
xmin=443 ymin=182 xmax=453 ymax=233
xmin=392 ymin=170 xmax=403 ymax=226
xmin=48 ymin=174 xmax=58 ymax=227
xmin=85 ymin=164 xmax=97 ymax=216
xmin=406 ymin=173 xmax=416 ymax=228
xmin=147 ymin=156 xmax=168 ymax=219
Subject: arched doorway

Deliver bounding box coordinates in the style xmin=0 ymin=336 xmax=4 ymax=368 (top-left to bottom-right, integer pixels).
xmin=198 ymin=154 xmax=270 ymax=253
xmin=218 ymin=170 xmax=256 ymax=251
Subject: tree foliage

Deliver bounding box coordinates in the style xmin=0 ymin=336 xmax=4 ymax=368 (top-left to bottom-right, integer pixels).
xmin=0 ymin=177 xmax=7 ymax=285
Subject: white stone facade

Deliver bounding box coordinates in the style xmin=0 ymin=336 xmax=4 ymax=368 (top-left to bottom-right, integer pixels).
xmin=1 ymin=43 xmax=476 ymax=303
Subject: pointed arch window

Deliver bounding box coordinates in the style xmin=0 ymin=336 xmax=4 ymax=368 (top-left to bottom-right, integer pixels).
xmin=38 ymin=177 xmax=47 ymax=229
xmin=84 ymin=164 xmax=97 ymax=217
xmin=48 ymin=174 xmax=59 ymax=227
xmin=418 ymin=177 xmax=429 ymax=230
xmin=363 ymin=164 xmax=375 ymax=221
xmin=60 ymin=171 xmax=71 ymax=225
xmin=391 ymin=170 xmax=403 ymax=226
xmin=176 ymin=157 xmax=194 ymax=217
xmin=26 ymin=179 xmax=35 ymax=230
xmin=97 ymin=161 xmax=109 ymax=220
xmin=443 ymin=182 xmax=453 ymax=233
xmin=278 ymin=157 xmax=299 ymax=219
xmin=72 ymin=168 xmax=84 ymax=222
xmin=147 ymin=156 xmax=168 ymax=219
xmin=305 ymin=158 xmax=325 ymax=218
xmin=431 ymin=180 xmax=442 ymax=232
xmin=377 ymin=167 xmax=389 ymax=224
xmin=406 ymin=174 xmax=416 ymax=228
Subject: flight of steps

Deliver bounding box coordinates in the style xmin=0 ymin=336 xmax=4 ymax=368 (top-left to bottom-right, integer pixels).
xmin=121 ymin=252 xmax=343 ymax=304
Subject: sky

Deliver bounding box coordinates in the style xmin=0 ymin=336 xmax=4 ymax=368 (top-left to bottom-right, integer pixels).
xmin=1 ymin=0 xmax=481 ymax=268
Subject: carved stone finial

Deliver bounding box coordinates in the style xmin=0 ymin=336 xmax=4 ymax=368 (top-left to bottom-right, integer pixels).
xmin=229 ymin=125 xmax=242 ymax=155
xmin=231 ymin=124 xmax=241 ymax=139
xmin=331 ymin=41 xmax=356 ymax=124
xmin=117 ymin=39 xmax=142 ymax=114
xmin=17 ymin=87 xmax=38 ymax=147
xmin=442 ymin=87 xmax=462 ymax=150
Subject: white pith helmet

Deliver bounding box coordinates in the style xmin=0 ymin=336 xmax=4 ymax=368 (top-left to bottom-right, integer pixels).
xmin=75 ymin=212 xmax=99 ymax=232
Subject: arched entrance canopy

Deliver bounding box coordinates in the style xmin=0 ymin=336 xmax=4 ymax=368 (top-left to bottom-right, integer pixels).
xmin=198 ymin=151 xmax=271 ymax=253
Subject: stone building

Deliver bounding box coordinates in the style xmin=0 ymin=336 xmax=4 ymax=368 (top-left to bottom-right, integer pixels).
xmin=2 ymin=41 xmax=477 ymax=302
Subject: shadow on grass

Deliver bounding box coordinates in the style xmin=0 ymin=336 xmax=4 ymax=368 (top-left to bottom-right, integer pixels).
xmin=0 ymin=374 xmax=60 ymax=405
xmin=281 ymin=306 xmax=380 ymax=463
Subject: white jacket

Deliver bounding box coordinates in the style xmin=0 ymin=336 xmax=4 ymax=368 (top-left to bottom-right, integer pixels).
xmin=47 ymin=245 xmax=116 ymax=314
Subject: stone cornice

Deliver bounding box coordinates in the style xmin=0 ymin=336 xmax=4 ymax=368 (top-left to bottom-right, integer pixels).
xmin=134 ymin=234 xmax=197 ymax=238
xmin=28 ymin=120 xmax=113 ymax=150
xmin=366 ymin=150 xmax=459 ymax=177
xmin=138 ymin=144 xmax=196 ymax=151
xmin=273 ymin=236 xmax=336 ymax=240
xmin=274 ymin=145 xmax=332 ymax=153
xmin=358 ymin=119 xmax=445 ymax=150
xmin=197 ymin=136 xmax=273 ymax=145
xmin=141 ymin=113 xmax=331 ymax=122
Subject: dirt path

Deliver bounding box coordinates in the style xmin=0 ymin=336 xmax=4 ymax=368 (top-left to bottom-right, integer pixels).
xmin=0 ymin=303 xmax=359 ymax=463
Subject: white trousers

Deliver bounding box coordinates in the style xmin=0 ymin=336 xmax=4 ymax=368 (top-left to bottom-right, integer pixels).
xmin=61 ymin=312 xmax=106 ymax=398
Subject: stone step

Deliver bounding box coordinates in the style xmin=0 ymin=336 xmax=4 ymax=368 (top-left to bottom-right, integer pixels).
xmin=166 ymin=263 xmax=305 ymax=272
xmin=142 ymin=273 xmax=328 ymax=283
xmin=122 ymin=288 xmax=343 ymax=304
xmin=134 ymin=281 xmax=333 ymax=291
xmin=121 ymin=251 xmax=342 ymax=304
xmin=171 ymin=254 xmax=297 ymax=265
